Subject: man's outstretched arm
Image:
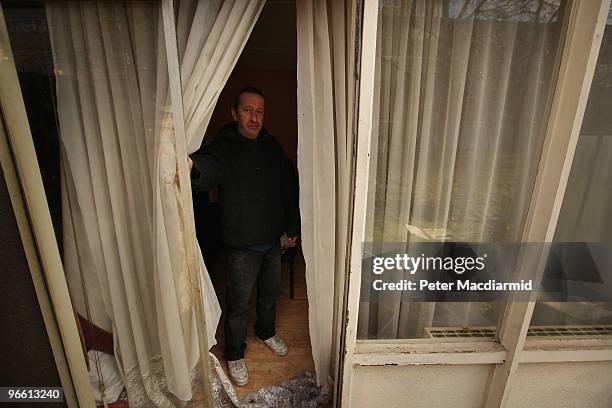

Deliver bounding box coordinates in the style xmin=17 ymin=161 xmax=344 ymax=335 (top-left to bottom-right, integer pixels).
xmin=190 ymin=143 xmax=226 ymax=192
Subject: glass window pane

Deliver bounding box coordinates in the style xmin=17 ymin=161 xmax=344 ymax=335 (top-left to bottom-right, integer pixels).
xmin=359 ymin=0 xmax=567 ymax=340
xmin=530 ymin=7 xmax=612 ymax=336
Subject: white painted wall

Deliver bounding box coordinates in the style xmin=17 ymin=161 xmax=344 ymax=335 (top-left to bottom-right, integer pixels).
xmin=506 ymin=361 xmax=612 ymax=408
xmin=349 ymin=364 xmax=493 ymax=408
xmin=348 ymin=361 xmax=612 ymax=407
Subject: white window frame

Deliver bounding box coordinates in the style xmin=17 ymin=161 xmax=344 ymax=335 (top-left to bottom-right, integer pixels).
xmin=339 ymin=0 xmax=612 ymax=406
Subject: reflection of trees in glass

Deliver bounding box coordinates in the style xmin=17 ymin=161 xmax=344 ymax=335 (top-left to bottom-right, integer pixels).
xmin=447 ymin=0 xmax=561 ymax=23
xmin=582 ymin=17 xmax=612 ymax=135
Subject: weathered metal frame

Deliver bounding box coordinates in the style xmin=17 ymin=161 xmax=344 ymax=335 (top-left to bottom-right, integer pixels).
xmin=339 ymin=0 xmax=612 ymax=407
xmin=0 ymin=4 xmax=94 ymax=407
xmin=484 ymin=0 xmax=611 ymax=406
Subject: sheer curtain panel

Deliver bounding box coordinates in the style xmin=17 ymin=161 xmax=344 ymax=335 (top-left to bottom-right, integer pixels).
xmin=47 ymin=0 xmax=263 ymax=405
xmin=296 ymin=0 xmax=356 ymax=386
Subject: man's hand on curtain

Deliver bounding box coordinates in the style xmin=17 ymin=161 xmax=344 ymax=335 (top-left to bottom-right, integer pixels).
xmin=174 ymin=157 xmax=193 ymax=184
xmin=286 ymin=236 xmax=299 ymax=247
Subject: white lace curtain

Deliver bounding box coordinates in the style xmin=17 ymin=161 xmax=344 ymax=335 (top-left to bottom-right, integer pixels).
xmin=47 ymin=0 xmax=263 ymax=405
xmin=359 ymin=0 xmax=566 ymax=339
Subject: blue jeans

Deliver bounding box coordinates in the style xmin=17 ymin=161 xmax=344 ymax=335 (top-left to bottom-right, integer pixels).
xmin=224 ymin=244 xmax=281 ymax=361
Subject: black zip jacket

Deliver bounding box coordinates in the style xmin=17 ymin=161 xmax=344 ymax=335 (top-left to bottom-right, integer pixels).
xmin=190 ymin=122 xmax=300 ymax=247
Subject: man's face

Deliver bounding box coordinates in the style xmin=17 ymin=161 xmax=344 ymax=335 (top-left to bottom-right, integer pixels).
xmin=232 ymin=92 xmax=265 ymax=139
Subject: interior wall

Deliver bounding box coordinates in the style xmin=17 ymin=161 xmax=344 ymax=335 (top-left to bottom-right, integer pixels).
xmin=506 ymin=361 xmax=612 ymax=408
xmin=349 ymin=364 xmax=493 ymax=408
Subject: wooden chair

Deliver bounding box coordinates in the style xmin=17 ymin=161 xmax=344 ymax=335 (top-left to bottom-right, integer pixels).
xmin=281 ymin=244 xmax=298 ymax=299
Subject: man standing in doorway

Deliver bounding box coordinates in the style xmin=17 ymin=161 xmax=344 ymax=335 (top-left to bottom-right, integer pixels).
xmin=189 ymin=86 xmax=300 ymax=386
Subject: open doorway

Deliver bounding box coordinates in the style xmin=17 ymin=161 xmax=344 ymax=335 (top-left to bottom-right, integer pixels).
xmin=192 ymin=0 xmax=316 ymax=396
xmin=3 ymin=1 xmax=326 ymax=404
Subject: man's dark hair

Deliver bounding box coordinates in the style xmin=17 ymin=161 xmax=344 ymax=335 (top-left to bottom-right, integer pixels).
xmin=232 ymin=85 xmax=265 ymax=111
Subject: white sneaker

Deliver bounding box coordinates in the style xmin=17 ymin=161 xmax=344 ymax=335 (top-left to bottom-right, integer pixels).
xmin=258 ymin=334 xmax=288 ymax=356
xmin=228 ymin=358 xmax=248 ymax=386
